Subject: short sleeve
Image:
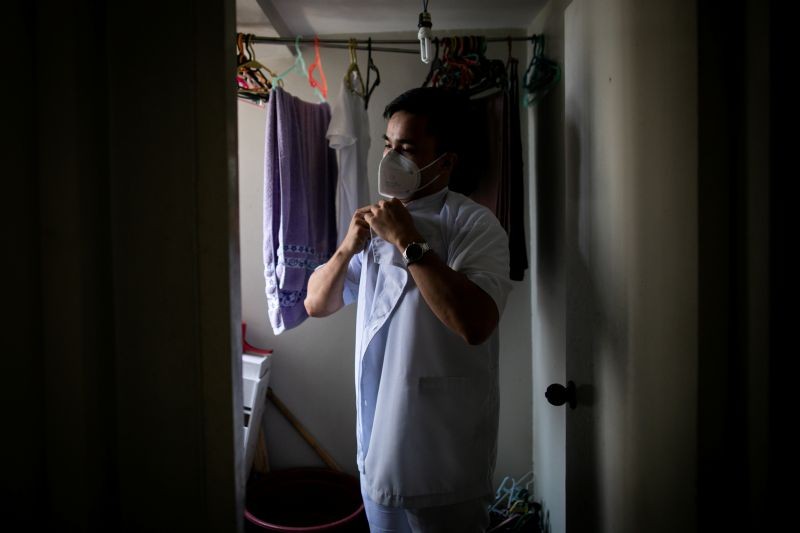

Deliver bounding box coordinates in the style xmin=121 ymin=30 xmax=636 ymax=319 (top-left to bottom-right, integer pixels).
xmin=447 ymin=210 xmax=513 ymax=316
xmin=343 ymin=251 xmax=362 ymax=305
xmin=315 ymin=251 xmax=362 ymax=307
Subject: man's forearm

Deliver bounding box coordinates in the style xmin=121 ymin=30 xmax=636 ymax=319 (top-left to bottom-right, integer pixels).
xmin=304 ymin=248 xmax=353 ymax=317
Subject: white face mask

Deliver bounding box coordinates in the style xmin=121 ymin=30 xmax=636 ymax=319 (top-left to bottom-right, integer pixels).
xmin=378 ymin=150 xmax=447 ymax=199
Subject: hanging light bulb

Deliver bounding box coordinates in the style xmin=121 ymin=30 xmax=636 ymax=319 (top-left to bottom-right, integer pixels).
xmin=417 ymin=3 xmax=432 ymax=64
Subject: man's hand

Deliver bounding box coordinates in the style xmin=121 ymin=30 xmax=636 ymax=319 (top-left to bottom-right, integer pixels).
xmin=305 ymin=206 xmax=373 ymax=318
xmin=363 ymin=197 xmax=501 ymax=345
xmin=363 ymin=198 xmax=423 ymax=250
xmin=340 ymin=206 xmax=373 ymax=257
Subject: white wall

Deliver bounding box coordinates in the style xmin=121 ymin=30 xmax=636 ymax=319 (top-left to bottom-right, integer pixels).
xmin=238 ymin=29 xmax=534 ymax=489
xmin=527 ymin=3 xmax=568 ymax=532
xmin=527 ymin=1 xmax=699 ymax=532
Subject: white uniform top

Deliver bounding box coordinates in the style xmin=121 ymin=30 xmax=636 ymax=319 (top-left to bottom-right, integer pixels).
xmin=341 ymin=187 xmax=513 ymax=508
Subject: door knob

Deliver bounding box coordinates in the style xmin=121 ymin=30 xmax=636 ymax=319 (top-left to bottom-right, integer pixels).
xmin=545 ymin=381 xmax=576 ymax=409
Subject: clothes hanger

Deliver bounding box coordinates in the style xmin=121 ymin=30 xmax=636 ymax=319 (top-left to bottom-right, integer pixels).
xmin=523 ymin=34 xmax=561 ymax=106
xmin=421 ymin=34 xmax=480 ymax=92
xmin=344 ymin=39 xmax=366 ymax=97
xmin=463 ymin=58 xmax=507 ymax=98
xmin=267 ymin=37 xmax=323 ymax=102
xmin=307 ymin=36 xmax=328 ymax=102
xmin=505 ymin=36 xmax=519 ymax=88
xmin=236 ymin=33 xmax=247 ymax=66
xmin=270 ymin=36 xmax=307 ymax=87
xmin=432 ymin=37 xmax=456 ymax=89
xmin=433 ymin=36 xmax=477 ymax=91
xmin=344 ymin=39 xmax=364 ymax=96
xmin=245 ymin=34 xmax=282 ymax=86
xmin=240 ymin=34 xmax=274 ymax=74
xmin=236 ymin=34 xmax=252 ymax=90
xmin=453 ymin=37 xmax=475 ymax=90
xmin=236 ymin=33 xmax=272 ymax=106
xmin=236 ymin=34 xmax=271 ymax=87
xmin=364 ymin=37 xmax=381 ymax=109
xmin=504 ymin=36 xmax=519 ymax=93
xmin=466 ymin=35 xmax=478 ymax=60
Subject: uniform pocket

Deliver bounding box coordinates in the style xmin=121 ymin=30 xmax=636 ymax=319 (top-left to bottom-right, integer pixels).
xmin=418 ymin=376 xmax=471 ymax=392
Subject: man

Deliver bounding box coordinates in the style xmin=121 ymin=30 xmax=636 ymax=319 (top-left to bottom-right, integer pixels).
xmin=304 ymin=87 xmax=512 ymax=532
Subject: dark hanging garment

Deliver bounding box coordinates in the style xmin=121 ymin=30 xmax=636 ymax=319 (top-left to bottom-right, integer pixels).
xmin=460 ymin=91 xmax=504 ymax=216
xmin=450 ymin=59 xmax=528 ymax=281
xmin=504 ymin=58 xmax=528 ymax=281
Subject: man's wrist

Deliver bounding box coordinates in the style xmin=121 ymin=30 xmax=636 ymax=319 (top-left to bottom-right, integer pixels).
xmin=404 ymin=241 xmax=433 ymax=265
xmin=395 ymin=232 xmax=424 ymax=251
xmin=334 ymin=247 xmax=355 ymax=262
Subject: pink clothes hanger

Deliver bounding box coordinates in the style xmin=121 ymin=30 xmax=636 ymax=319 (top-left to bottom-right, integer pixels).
xmin=307 ymin=36 xmax=329 ymax=101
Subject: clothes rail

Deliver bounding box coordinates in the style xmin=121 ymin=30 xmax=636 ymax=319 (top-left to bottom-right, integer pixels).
xmin=250 ymin=35 xmax=538 ymax=55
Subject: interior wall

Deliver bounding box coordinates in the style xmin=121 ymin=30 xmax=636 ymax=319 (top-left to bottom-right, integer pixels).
xmin=526 ymin=3 xmax=568 ymax=533
xmin=238 ymin=28 xmax=534 ymax=489
xmin=529 ymin=1 xmax=699 ymax=532
xmin=612 ymin=2 xmax=698 ymax=530
xmin=571 ymin=0 xmax=700 ymax=531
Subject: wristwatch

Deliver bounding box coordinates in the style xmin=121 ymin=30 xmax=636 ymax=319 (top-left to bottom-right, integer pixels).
xmin=402 ymin=241 xmax=431 ymax=265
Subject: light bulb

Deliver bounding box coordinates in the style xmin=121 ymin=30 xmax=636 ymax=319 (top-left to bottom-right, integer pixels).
xmin=418 ymin=11 xmax=432 ymax=64
xmin=418 ymin=27 xmax=432 ymax=63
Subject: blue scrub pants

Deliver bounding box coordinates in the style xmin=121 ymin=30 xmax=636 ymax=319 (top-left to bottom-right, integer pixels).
xmin=360 ymin=475 xmax=491 ymax=532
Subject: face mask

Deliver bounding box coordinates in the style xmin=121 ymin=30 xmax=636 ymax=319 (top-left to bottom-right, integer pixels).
xmin=378 ymin=150 xmax=447 ymax=199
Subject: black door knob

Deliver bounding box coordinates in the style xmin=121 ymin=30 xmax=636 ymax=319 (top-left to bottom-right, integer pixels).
xmin=545 ymin=381 xmax=576 ymax=409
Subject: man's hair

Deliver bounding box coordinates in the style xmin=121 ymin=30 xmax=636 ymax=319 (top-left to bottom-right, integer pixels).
xmin=383 ymin=87 xmax=468 ymax=156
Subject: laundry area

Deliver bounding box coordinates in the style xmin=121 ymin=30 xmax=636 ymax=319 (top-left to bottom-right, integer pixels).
xmin=234 ymin=0 xmax=773 ymax=531
xmin=236 ymin=1 xmax=546 ymax=530
xmin=7 ymin=0 xmax=779 ymax=532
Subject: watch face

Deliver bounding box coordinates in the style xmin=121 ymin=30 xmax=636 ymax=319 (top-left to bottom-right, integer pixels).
xmin=406 ymin=243 xmax=423 ymax=262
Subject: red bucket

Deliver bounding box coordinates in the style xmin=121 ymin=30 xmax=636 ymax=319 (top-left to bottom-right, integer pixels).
xmin=245 ymin=468 xmax=367 ymax=532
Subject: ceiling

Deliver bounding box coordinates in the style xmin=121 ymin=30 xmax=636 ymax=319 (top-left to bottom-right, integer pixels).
xmin=236 ymin=0 xmax=546 ymax=40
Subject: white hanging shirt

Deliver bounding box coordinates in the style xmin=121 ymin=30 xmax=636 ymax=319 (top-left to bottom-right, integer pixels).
xmin=326 ymin=80 xmax=371 ymax=244
xmin=337 ymin=187 xmax=513 ymax=508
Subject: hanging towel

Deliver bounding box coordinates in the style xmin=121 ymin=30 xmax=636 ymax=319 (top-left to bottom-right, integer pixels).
xmin=449 ymin=60 xmax=529 ymax=281
xmin=326 ymin=80 xmax=371 ymax=244
xmin=503 ymin=58 xmax=528 ymax=281
xmin=263 ymin=86 xmax=338 ymax=334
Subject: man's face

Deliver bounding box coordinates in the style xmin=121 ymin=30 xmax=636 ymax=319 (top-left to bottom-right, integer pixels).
xmin=383 ymin=111 xmax=445 ymax=183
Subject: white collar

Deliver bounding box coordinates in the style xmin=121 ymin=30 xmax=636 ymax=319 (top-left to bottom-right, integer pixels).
xmin=404 ymin=187 xmax=449 ymax=213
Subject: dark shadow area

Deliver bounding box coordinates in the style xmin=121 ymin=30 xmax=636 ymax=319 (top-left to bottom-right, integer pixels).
xmin=697 ymin=1 xmax=773 ymax=531
xmin=534 ymin=89 xmax=564 ymax=283
xmin=768 ymin=1 xmax=798 ymax=531
xmin=575 ymin=383 xmax=596 ymax=408
xmin=563 ymin=119 xmax=599 ymax=533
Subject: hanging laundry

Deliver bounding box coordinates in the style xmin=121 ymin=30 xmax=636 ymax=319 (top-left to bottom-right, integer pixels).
xmin=502 ymin=58 xmax=528 ymax=281
xmin=523 ymin=35 xmax=561 ymax=106
xmin=449 ymin=58 xmax=529 ymax=281
xmin=327 ymin=79 xmax=371 ymax=244
xmin=263 ymin=86 xmax=338 ymax=334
